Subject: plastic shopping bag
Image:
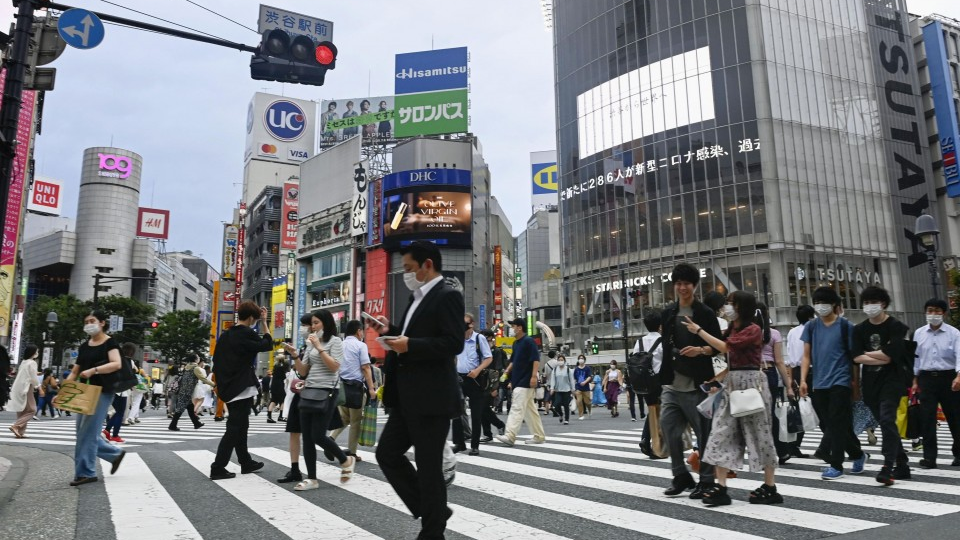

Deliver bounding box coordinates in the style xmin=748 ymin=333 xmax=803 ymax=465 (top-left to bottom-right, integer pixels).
xmin=696 ymin=391 xmax=721 ymax=419
xmin=776 ymin=401 xmax=798 ymax=442
xmin=798 ymin=397 xmax=819 ymax=432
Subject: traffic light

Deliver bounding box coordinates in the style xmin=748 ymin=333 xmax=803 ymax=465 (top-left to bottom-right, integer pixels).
xmin=591 ymin=341 xmax=599 ymax=355
xmin=141 ymin=321 xmax=159 ymax=330
xmin=250 ymin=28 xmax=337 ymax=86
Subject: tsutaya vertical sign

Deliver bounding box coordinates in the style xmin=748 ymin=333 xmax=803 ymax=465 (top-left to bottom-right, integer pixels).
xmin=864 ymin=1 xmax=938 ymax=308
xmin=0 ymin=84 xmax=36 ymax=339
xmin=493 ymin=245 xmax=502 ymax=319
xmin=280 ymin=181 xmax=299 ymax=250
xmin=351 ymin=161 xmax=368 ymax=237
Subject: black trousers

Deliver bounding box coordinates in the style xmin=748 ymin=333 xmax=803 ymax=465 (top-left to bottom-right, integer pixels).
xmin=918 ymin=371 xmax=960 ymax=462
xmin=452 ymin=376 xmax=486 ymax=450
xmin=301 ymin=391 xmax=347 ymax=478
xmin=170 ymin=404 xmax=201 ymax=429
xmin=376 ymin=407 xmax=451 ymax=540
xmin=789 ymin=367 xmax=807 ymax=451
xmin=481 ymin=402 xmax=505 ymax=437
xmin=765 ymin=368 xmax=789 ymax=458
xmin=554 ymin=391 xmax=572 ymax=421
xmin=866 ymin=397 xmax=907 ymax=467
xmin=212 ymin=397 xmax=253 ymax=470
xmin=811 ymin=386 xmax=863 ymax=470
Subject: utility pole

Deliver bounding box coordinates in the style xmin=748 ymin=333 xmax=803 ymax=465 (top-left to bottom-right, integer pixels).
xmin=0 ymin=0 xmax=37 ymax=264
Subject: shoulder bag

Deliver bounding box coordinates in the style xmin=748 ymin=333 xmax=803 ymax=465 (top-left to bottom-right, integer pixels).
xmin=299 ymin=379 xmax=340 ymax=413
xmin=728 ymin=346 xmax=766 ymax=418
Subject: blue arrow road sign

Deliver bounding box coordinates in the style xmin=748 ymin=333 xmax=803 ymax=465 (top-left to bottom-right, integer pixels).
xmin=58 ymin=9 xmax=105 ymax=50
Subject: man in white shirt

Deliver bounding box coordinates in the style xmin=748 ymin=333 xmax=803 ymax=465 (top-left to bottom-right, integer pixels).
xmin=330 ymin=319 xmax=378 ymax=460
xmin=785 ymin=305 xmax=815 ymax=457
xmin=452 ymin=313 xmax=492 ymax=456
xmin=912 ymin=298 xmax=960 ymax=468
xmin=634 ymin=311 xmax=666 ymax=459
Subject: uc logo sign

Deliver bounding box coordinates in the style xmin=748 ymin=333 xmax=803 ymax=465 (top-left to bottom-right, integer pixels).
xmin=531 ymin=162 xmax=558 ymax=194
xmin=264 ymin=100 xmax=306 ymax=142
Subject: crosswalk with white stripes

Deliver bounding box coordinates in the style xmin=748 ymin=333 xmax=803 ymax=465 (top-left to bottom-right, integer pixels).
xmin=92 ymin=423 xmax=960 ymax=540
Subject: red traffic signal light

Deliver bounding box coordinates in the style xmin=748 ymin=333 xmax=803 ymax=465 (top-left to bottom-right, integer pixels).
xmin=141 ymin=321 xmax=159 ymax=330
xmin=252 ymin=30 xmax=337 ymax=86
xmin=315 ymin=42 xmax=337 ymax=67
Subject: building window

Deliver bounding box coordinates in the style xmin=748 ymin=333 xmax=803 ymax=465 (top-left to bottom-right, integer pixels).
xmin=96 ymin=248 xmax=115 ymax=255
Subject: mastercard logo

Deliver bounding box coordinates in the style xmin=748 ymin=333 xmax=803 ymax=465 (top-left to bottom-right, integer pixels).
xmin=260 ymin=144 xmax=278 ymax=155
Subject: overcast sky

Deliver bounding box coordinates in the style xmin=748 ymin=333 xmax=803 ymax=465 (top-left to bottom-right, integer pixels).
xmin=2 ymin=1 xmax=958 ymax=270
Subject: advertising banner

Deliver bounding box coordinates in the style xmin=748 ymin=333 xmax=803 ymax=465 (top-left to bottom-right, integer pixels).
xmin=494 ymin=245 xmax=502 ymax=318
xmin=381 ymin=168 xmax=471 ymax=191
xmin=383 ymin=189 xmax=472 ymax=246
xmin=281 ymin=181 xmax=300 ymax=250
xmin=244 ymin=93 xmax=316 ymax=165
xmin=27 ymin=177 xmax=63 ymax=215
xmin=0 ymin=87 xmax=35 ymax=338
xmin=222 ymin=224 xmax=239 ymax=280
xmin=363 ymin=248 xmax=389 ymax=357
xmin=271 ymin=276 xmax=287 ymax=336
xmin=136 ymin=208 xmax=170 ymax=239
xmin=394 ymin=47 xmax=468 ymax=95
xmin=394 ymin=89 xmax=468 ymax=138
xmin=368 ymin=177 xmax=383 ymax=246
xmin=258 ymin=4 xmax=333 ymax=42
xmin=297 ymin=263 xmax=307 ymax=348
xmin=351 ymin=161 xmax=368 ymax=238
xmin=922 ymin=21 xmax=960 ymax=198
xmin=320 ymin=96 xmax=396 ymax=148
xmin=235 ymin=204 xmax=247 ymax=318
xmin=531 ymin=150 xmax=559 ymax=210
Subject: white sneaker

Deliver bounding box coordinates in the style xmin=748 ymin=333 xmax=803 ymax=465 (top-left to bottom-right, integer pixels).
xmin=578 ymin=416 xmax=584 ymax=420
xmin=495 ymin=435 xmax=515 ymax=447
xmin=524 ymin=438 xmax=545 ymax=445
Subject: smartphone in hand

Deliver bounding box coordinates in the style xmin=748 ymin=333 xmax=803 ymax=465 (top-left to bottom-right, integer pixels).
xmin=699 ymin=381 xmax=722 ymax=393
xmin=362 ymin=311 xmax=386 ymax=329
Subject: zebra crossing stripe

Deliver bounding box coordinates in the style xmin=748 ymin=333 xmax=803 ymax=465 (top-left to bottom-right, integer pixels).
xmin=103 ymin=453 xmax=203 ymax=540
xmin=250 ymin=447 xmax=570 ymax=540
xmin=475 ymin=441 xmax=960 ymax=515
xmin=455 ymin=452 xmax=882 ymax=534
xmin=353 ymin=450 xmax=770 ymax=540
xmin=174 ymin=450 xmax=382 ymax=540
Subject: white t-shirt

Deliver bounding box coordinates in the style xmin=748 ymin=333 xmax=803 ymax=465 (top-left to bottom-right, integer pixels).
xmin=785 ymin=323 xmax=805 ymax=368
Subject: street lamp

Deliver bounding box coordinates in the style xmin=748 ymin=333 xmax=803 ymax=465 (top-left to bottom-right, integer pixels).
xmin=43 ymin=311 xmax=58 ymax=369
xmin=915 ymin=213 xmax=941 ymax=300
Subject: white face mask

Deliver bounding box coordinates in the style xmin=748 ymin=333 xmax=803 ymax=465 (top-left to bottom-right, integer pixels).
xmin=83 ymin=323 xmax=101 ymax=336
xmin=299 ymin=327 xmax=310 ymax=339
xmin=863 ymin=304 xmax=884 ymax=318
xmin=403 ymin=271 xmax=424 ymax=291
xmin=558 ymin=361 xmax=565 ymax=367
xmin=722 ymin=304 xmax=737 ymax=321
xmin=926 ymin=314 xmax=944 ymax=327
xmin=813 ymin=304 xmax=834 ymax=317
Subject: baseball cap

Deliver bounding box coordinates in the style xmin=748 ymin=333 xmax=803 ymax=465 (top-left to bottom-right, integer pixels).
xmin=507 ymin=318 xmax=525 ymax=327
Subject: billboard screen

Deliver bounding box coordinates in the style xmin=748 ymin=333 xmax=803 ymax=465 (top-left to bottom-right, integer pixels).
xmin=383 ymin=189 xmax=471 ymax=246
xmin=320 ymin=96 xmax=396 ymax=148
xmin=395 ymin=47 xmax=468 ymax=95
xmin=394 ymin=89 xmax=468 ymax=138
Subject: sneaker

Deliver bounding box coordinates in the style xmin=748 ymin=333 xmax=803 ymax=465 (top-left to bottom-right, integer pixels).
xmin=821 ymin=466 xmax=844 ymax=480
xmin=210 ymin=469 xmax=236 ymax=481
xmin=911 ymin=439 xmax=923 ymax=452
xmin=479 ymin=436 xmax=493 ymax=444
xmin=875 ymin=466 xmax=894 ymax=486
xmin=498 ymin=427 xmax=505 ymax=436
xmin=495 ymin=435 xmax=514 ymax=447
xmin=701 ymin=484 xmax=732 ymax=506
xmin=134 ymin=418 xmax=140 ymax=424
xmin=851 ymin=453 xmax=869 ymax=474
xmin=952 ymin=458 xmax=960 ymax=467
xmin=578 ymin=416 xmax=585 ymax=420
xmin=631 ymin=418 xmax=637 ymax=422
xmin=443 ymin=466 xmax=456 ymax=487
xmin=110 ymin=451 xmax=126 ymax=475
xmin=689 ymin=481 xmax=713 ymax=500
xmin=664 ymin=472 xmax=696 ymax=497
xmin=867 ymin=429 xmax=877 ymax=446
xmin=108 ymin=436 xmax=125 ymax=443
xmin=277 ymin=469 xmax=303 ymax=483
xmin=918 ymin=458 xmax=937 ymax=469
xmin=892 ymin=463 xmax=912 ymax=480
xmin=524 ymin=438 xmax=545 ymax=445
xmin=563 ymin=421 xmax=569 ymax=425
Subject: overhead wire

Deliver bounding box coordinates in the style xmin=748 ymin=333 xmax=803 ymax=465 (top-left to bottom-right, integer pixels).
xmin=96 ymin=0 xmax=230 ymax=41
xmin=182 ymin=0 xmax=260 ymax=34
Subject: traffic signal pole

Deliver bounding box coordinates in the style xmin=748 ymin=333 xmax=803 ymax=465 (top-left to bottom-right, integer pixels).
xmin=0 ymin=0 xmax=38 ymax=264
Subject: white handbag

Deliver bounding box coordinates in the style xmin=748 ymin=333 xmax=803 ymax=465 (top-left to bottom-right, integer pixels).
xmin=729 ymin=387 xmax=765 ymax=417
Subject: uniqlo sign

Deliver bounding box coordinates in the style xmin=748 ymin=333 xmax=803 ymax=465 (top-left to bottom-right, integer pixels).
xmin=137 ymin=207 xmax=170 ymax=239
xmin=27 ymin=178 xmax=63 ymax=215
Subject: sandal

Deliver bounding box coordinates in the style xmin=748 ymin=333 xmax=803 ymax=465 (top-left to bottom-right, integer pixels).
xmin=701 ymin=484 xmax=732 ymax=506
xmin=8 ymin=425 xmax=22 ymax=439
xmin=340 ymin=455 xmax=356 ymax=484
xmin=293 ymin=479 xmax=319 ymax=491
xmin=748 ymin=483 xmax=783 ymax=505
xmin=347 ymin=453 xmax=363 ymax=463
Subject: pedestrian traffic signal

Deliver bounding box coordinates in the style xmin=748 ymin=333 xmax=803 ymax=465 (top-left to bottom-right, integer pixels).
xmin=250 ymin=28 xmax=337 ymax=86
xmin=591 ymin=342 xmax=599 ymax=355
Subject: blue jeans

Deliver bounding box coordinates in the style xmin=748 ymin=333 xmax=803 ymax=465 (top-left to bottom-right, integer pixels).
xmin=74 ymin=392 xmax=123 ymax=478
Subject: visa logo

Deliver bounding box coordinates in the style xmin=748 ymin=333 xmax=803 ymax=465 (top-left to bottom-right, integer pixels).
xmin=288 ymin=149 xmax=310 ymax=162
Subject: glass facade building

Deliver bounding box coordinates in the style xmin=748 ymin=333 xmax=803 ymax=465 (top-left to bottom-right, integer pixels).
xmin=553 ymin=0 xmax=938 ymax=348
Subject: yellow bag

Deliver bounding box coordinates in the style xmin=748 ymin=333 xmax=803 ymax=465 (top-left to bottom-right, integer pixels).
xmin=895 ymin=396 xmax=908 ymax=439
xmin=53 ymin=379 xmax=102 ymax=415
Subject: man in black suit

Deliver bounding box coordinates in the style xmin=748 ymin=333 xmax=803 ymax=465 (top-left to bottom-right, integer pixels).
xmin=373 ymin=241 xmax=465 ymax=540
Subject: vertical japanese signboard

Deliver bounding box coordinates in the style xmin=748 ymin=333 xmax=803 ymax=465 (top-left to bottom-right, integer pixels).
xmin=368 ymin=177 xmax=383 ymax=246
xmin=222 ymin=224 xmax=239 ymax=280
xmin=281 ymin=181 xmax=299 ymax=250
xmin=234 ymin=203 xmax=247 ymax=318
xmin=922 ymin=20 xmax=960 ymax=197
xmin=493 ymin=245 xmax=502 ymax=320
xmin=351 ymin=161 xmax=368 ymax=237
xmin=0 ymin=83 xmax=36 ymax=338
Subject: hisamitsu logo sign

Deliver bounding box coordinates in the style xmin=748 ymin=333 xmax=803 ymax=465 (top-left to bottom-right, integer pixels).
xmin=395 ymin=47 xmax=468 ymax=95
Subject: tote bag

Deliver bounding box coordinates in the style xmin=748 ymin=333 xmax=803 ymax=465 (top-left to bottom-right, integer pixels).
xmin=53 ymin=379 xmax=102 ymax=415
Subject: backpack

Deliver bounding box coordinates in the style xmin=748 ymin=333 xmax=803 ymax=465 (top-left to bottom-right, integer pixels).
xmin=168 ymin=374 xmax=182 ymax=394
xmin=627 ymin=337 xmax=662 ymax=395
